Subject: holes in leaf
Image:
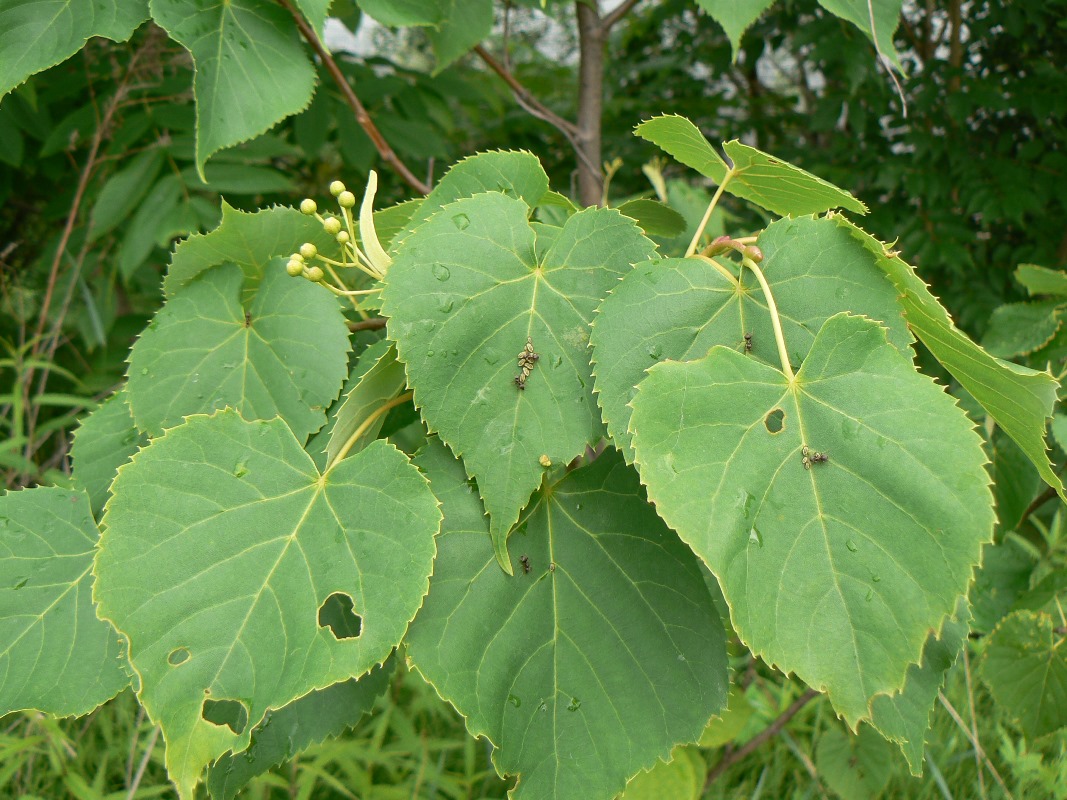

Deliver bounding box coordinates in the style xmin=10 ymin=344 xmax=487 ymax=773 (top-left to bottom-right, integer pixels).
xmin=764 ymin=408 xmax=785 ymax=433
xmin=167 ymin=647 xmax=190 ymax=666
xmin=201 ymin=698 xmax=248 ymax=735
xmin=318 ymin=592 xmax=362 ymax=640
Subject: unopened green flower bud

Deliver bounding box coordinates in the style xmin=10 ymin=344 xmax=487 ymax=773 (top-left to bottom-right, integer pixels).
xmin=299 ymin=242 xmax=318 ymax=259
xmin=338 ymin=190 xmax=356 ymax=209
xmin=329 ymin=180 xmax=345 ymax=197
xmin=299 ymin=198 xmax=317 ymax=215
xmin=286 ymin=260 xmax=304 ymax=277
xmin=336 ymin=230 xmax=350 ymax=244
xmin=306 ymin=266 xmax=325 ymax=282
xmin=291 ymin=252 xmax=305 ymax=262
xmin=323 ymin=216 xmax=342 ymax=235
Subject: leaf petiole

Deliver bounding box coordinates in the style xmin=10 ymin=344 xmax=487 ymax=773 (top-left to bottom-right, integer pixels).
xmin=325 ymin=391 xmax=413 ymax=472
xmin=685 ymin=167 xmax=736 ymax=257
xmin=690 ymin=253 xmax=738 ymax=286
xmin=742 ymin=255 xmax=794 ymax=382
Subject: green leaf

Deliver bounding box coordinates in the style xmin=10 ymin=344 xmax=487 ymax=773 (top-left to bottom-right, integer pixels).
xmin=0 ymin=487 xmax=129 ymax=718
xmin=990 ymin=432 xmax=1040 ymax=532
xmin=980 ymin=610 xmax=1067 ymax=739
xmin=1053 ymin=414 xmax=1067 ymax=454
xmin=382 ymin=193 xmax=656 ymax=571
xmin=293 ymin=0 xmax=330 ymax=35
xmin=635 ymin=116 xmax=867 ymax=216
xmin=615 ymin=198 xmax=687 ymax=237
xmin=815 ymin=724 xmax=894 ymax=800
xmin=968 ymin=538 xmax=1035 ymax=633
xmin=630 ymin=313 xmax=993 ymax=725
xmin=206 ymin=660 xmax=395 ymax=800
xmin=698 ymin=686 xmax=755 ymax=748
xmin=869 ymin=601 xmax=969 ymax=775
xmin=620 ymin=748 xmax=704 ymax=800
xmin=69 ymin=390 xmax=147 ymax=518
xmin=88 ymin=148 xmax=164 ymax=242
xmin=427 ymin=0 xmax=492 ymax=73
xmin=356 ymin=0 xmax=442 ymax=26
xmin=119 ymin=173 xmax=185 ymax=281
xmin=981 ymin=300 xmax=1063 ymax=359
xmin=590 ymin=215 xmax=911 ymax=462
xmin=94 ymin=411 xmax=441 ymax=798
xmin=0 ymin=0 xmax=149 ymax=99
xmin=634 ymin=116 xmax=730 ymax=183
xmin=835 ymin=216 xmax=1065 ymax=502
xmin=406 ymin=440 xmax=728 ymax=800
xmin=1016 ymin=263 xmax=1067 ymax=297
xmin=126 ymin=263 xmax=350 ymax=441
xmin=695 ymin=0 xmax=776 ymax=60
xmin=164 ymin=203 xmax=338 ymax=297
xmin=324 ymin=342 xmax=408 ymax=465
xmin=149 ymin=0 xmax=316 ymax=178
xmin=817 ymin=0 xmax=904 ymax=71
xmin=402 ymin=150 xmax=550 ymax=238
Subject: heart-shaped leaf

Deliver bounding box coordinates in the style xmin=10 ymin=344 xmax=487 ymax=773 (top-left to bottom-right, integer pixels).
xmin=94 ymin=411 xmax=440 ymax=797
xmin=630 ymin=313 xmax=993 ymax=725
xmin=406 ymin=439 xmax=728 ymax=800
xmin=382 ymin=192 xmax=656 ymax=570
xmin=0 ymin=487 xmax=129 ymax=717
xmin=127 ymin=263 xmax=350 ymax=441
xmin=591 ymin=215 xmax=911 ymax=462
xmin=70 ymin=390 xmax=147 ymax=517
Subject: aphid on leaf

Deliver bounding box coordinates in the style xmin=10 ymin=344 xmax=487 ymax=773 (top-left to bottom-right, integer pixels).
xmin=515 ymin=336 xmax=539 ymax=390
xmin=514 ymin=375 xmax=526 ymax=390
xmin=520 ymin=554 xmax=531 ymax=574
xmin=812 ymin=451 xmax=828 ymax=463
xmin=244 ymin=311 xmax=252 ymax=327
xmin=743 ymin=332 xmax=752 ymax=353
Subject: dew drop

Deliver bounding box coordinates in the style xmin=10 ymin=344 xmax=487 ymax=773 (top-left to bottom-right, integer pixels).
xmin=552 ymin=355 xmax=563 ymax=368
xmin=567 ymin=697 xmax=582 ymax=712
xmin=748 ymin=527 xmax=763 ymax=548
xmin=872 ymin=574 xmax=881 ymax=583
xmin=233 ymin=460 xmax=249 ymax=478
xmin=432 ymin=264 xmax=451 ymax=282
xmin=483 ymin=349 xmax=500 ymax=365
xmin=647 ymin=343 xmax=662 ymax=360
xmin=13 ymin=577 xmax=28 ymax=590
xmin=140 ymin=368 xmax=149 ymax=375
xmin=538 ymin=700 xmax=548 ymax=712
xmin=575 ymin=503 xmax=582 ymax=511
xmin=426 ymin=350 xmax=435 ymax=357
xmin=507 ymin=694 xmax=521 ymax=708
xmin=846 ymin=539 xmax=858 ymax=553
xmin=736 ymin=490 xmax=755 ymax=520
xmin=451 ymin=213 xmax=470 ymax=230
xmin=865 ymin=588 xmax=874 ymax=602
xmin=438 ymin=297 xmax=454 ymax=314
xmin=191 ymin=373 xmax=200 ymax=384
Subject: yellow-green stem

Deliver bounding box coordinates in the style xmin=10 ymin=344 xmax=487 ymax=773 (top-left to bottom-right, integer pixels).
xmin=326 ymin=391 xmax=413 ymax=472
xmin=689 ymin=254 xmax=738 ymax=286
xmin=685 ymin=168 xmax=736 ymax=257
xmin=742 ymin=255 xmax=794 ymax=382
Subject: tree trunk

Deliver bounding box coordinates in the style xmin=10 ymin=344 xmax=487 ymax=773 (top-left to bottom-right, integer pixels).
xmin=575 ymin=1 xmax=605 ymax=207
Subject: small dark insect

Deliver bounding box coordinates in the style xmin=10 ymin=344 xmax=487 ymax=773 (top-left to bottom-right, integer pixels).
xmin=244 ymin=311 xmax=252 ymax=327
xmin=520 ymin=554 xmax=531 ymax=574
xmin=515 ymin=336 xmax=539 ymax=390
xmin=743 ymin=332 xmax=752 ymax=353
xmin=514 ymin=375 xmax=526 ymax=390
xmin=812 ymin=451 xmax=829 ymax=463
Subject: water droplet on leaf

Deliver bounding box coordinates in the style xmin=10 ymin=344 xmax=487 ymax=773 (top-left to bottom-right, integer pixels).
xmin=846 ymin=539 xmax=858 ymax=552
xmin=432 ymin=264 xmax=451 ymax=282
xmin=567 ymin=697 xmax=582 ymax=711
xmin=233 ymin=460 xmax=249 ymax=478
xmin=647 ymin=343 xmax=662 ymax=359
xmin=748 ymin=527 xmax=763 ymax=547
xmin=438 ymin=297 xmax=453 ymax=313
xmin=507 ymin=694 xmax=521 ymax=707
xmin=451 ymin=213 xmax=470 ymax=230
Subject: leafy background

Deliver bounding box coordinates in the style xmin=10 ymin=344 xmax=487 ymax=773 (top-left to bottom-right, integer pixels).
xmin=1 ymin=0 xmax=1066 ymax=798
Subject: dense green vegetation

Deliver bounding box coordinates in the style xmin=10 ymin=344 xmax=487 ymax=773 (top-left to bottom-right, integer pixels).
xmin=1 ymin=1 xmax=1065 ymax=798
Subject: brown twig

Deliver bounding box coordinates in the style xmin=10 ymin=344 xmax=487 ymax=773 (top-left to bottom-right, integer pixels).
xmin=1018 ymin=484 xmax=1058 ymax=527
xmin=347 ymin=317 xmax=387 ymax=332
xmin=601 ymin=0 xmax=642 ymax=30
xmin=280 ymin=0 xmax=431 ymax=195
xmin=472 ymin=45 xmax=577 ymax=136
xmin=703 ymin=688 xmax=820 ymax=789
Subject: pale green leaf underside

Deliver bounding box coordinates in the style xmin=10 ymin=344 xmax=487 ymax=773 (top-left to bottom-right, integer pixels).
xmin=815 ymin=724 xmax=894 ymax=799
xmin=835 ymin=216 xmax=1065 ymax=502
xmin=127 ymin=263 xmax=350 ymax=442
xmin=635 ymin=116 xmax=866 ymax=216
xmin=0 ymin=0 xmax=148 ymax=99
xmin=980 ymin=610 xmax=1067 ymax=739
xmin=149 ymin=0 xmax=316 ymax=178
xmin=591 ymin=215 xmax=911 ymax=462
xmin=615 ymin=198 xmax=687 ymax=238
xmin=695 ymin=0 xmax=776 ymax=59
xmin=95 ymin=411 xmax=440 ymax=798
xmin=70 ymin=390 xmax=147 ymax=517
xmin=869 ymin=599 xmax=969 ymax=775
xmin=164 ymin=203 xmax=338 ymax=297
xmin=817 ymin=0 xmax=904 ymax=71
xmin=620 ymin=747 xmax=704 ymax=800
xmin=325 ymin=342 xmax=408 ymax=465
xmin=402 ymin=150 xmax=550 ymax=239
xmin=981 ymin=300 xmax=1062 ymax=359
xmin=1016 ymin=263 xmax=1067 ymax=297
xmin=382 ymin=192 xmax=656 ymax=562
xmin=631 ymin=313 xmax=993 ymax=726
xmin=206 ymin=660 xmax=394 ymax=800
xmin=356 ymin=0 xmax=441 ymax=27
xmin=407 ymin=440 xmax=728 ymax=800
xmin=0 ymin=487 xmax=129 ymax=718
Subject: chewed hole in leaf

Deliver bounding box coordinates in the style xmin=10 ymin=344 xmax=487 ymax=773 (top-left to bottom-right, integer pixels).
xmin=167 ymin=647 xmax=190 ymax=666
xmin=317 ymin=592 xmax=362 ymax=640
xmin=201 ymin=698 xmax=248 ymax=735
xmin=764 ymin=408 xmax=785 ymax=433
